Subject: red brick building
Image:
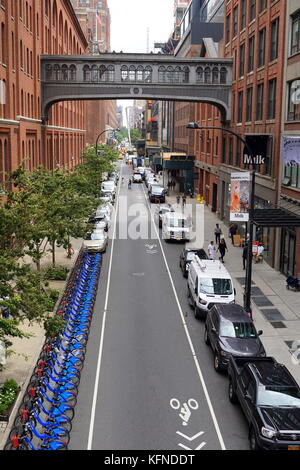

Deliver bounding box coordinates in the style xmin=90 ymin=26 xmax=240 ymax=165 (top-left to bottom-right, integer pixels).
xmin=71 ymin=0 xmax=118 ymax=146
xmin=0 ymin=0 xmax=89 ymax=182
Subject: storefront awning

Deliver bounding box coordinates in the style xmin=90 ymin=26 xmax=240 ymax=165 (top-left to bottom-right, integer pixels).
xmin=251 ymin=208 xmax=300 ymax=227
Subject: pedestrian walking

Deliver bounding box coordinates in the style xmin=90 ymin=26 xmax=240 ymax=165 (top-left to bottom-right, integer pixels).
xmin=182 ymin=194 xmax=186 ymax=207
xmin=172 ymin=180 xmax=175 ymax=189
xmin=208 ymin=241 xmax=216 ymax=260
xmin=176 ymin=194 xmax=180 ymax=205
xmin=218 ymin=238 xmax=228 ymax=263
xmin=229 ymin=223 xmax=238 ymax=245
xmin=214 ymin=223 xmax=222 ymax=245
xmin=242 ymin=243 xmax=249 ymax=270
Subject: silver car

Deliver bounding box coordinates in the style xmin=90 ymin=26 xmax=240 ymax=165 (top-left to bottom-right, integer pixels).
xmin=82 ymin=229 xmax=108 ymax=253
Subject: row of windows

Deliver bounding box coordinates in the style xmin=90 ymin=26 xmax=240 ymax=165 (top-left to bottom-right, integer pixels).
xmin=228 ymin=18 xmax=279 ymax=76
xmin=44 ymin=63 xmax=230 ymax=85
xmin=235 ymin=78 xmax=277 ymax=123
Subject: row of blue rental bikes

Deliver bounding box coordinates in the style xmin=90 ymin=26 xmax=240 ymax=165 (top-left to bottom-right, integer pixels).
xmin=4 ymin=249 xmax=102 ymax=450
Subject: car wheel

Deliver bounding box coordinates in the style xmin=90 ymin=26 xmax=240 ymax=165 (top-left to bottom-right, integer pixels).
xmin=214 ymin=352 xmax=222 ymax=373
xmin=194 ymin=305 xmax=200 ymax=320
xmin=249 ymin=426 xmax=260 ymax=451
xmin=228 ymin=380 xmax=237 ymax=404
xmin=187 ymin=287 xmax=194 ymax=308
xmin=204 ymin=327 xmax=210 ymax=345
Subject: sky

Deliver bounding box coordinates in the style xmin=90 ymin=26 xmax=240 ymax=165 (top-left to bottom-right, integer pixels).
xmin=107 ymin=0 xmax=175 ymax=118
xmin=108 ymin=0 xmax=174 ymax=53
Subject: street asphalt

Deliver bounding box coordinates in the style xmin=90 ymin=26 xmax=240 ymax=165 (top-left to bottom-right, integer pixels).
xmin=69 ymin=163 xmax=249 ymax=451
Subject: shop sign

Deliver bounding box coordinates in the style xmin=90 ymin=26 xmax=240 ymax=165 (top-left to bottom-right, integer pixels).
xmin=282 ymin=136 xmax=300 ymax=166
xmin=230 ymin=172 xmax=250 ymax=222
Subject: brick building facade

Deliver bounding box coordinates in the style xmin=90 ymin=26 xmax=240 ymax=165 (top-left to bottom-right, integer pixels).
xmin=0 ymin=0 xmax=89 ymax=183
xmin=70 ymin=0 xmax=117 ymax=146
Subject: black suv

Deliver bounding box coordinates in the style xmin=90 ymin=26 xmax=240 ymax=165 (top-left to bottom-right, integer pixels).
xmin=228 ymin=356 xmax=300 ymax=450
xmin=179 ymin=248 xmax=208 ymax=277
xmin=204 ymin=303 xmax=265 ymax=372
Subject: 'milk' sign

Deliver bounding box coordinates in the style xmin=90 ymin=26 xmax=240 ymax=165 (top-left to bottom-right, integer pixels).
xmin=243 ymin=135 xmax=269 ymax=166
xmin=243 ymin=154 xmax=265 ymax=165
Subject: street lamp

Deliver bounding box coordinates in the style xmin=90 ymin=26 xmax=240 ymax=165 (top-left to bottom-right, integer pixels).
xmin=95 ymin=127 xmax=120 ymax=158
xmin=186 ymin=122 xmax=255 ymax=315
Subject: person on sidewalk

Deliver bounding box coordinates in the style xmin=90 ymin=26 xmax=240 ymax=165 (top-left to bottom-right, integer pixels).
xmin=176 ymin=195 xmax=180 ymax=205
xmin=242 ymin=244 xmax=249 ymax=270
xmin=182 ymin=194 xmax=186 ymax=207
xmin=214 ymin=224 xmax=222 ymax=245
xmin=218 ymin=238 xmax=228 ymax=263
xmin=229 ymin=223 xmax=238 ymax=245
xmin=208 ymin=241 xmax=216 ymax=260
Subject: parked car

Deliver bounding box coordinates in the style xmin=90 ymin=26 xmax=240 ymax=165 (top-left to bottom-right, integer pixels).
xmin=228 ymin=355 xmax=300 ymax=450
xmin=99 ymin=192 xmax=114 ymax=205
xmin=82 ymin=229 xmax=108 ymax=253
xmin=88 ymin=212 xmax=110 ymax=231
xmin=187 ymin=257 xmax=235 ymax=320
xmin=149 ymin=185 xmax=166 ymax=203
xmin=133 ymin=173 xmax=143 ymax=183
xmin=179 ymin=248 xmax=208 ymax=277
xmin=154 ymin=204 xmax=175 ymax=228
xmin=162 ymin=211 xmax=191 ymax=241
xmin=204 ymin=303 xmax=265 ymax=372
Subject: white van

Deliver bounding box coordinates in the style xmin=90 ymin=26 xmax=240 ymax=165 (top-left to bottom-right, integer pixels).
xmin=162 ymin=212 xmax=191 ymax=242
xmin=187 ymin=256 xmax=235 ymax=320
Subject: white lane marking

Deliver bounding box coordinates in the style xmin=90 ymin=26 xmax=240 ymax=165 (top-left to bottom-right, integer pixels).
xmin=170 ymin=398 xmax=199 ymax=426
xmin=178 ymin=441 xmax=206 ymax=451
xmin=142 ymin=185 xmax=226 ymax=451
xmin=87 ymin=164 xmax=123 ymax=450
xmin=176 ymin=430 xmax=204 ymax=441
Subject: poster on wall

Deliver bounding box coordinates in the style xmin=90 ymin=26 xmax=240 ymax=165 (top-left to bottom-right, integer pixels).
xmin=282 ymin=136 xmax=300 ymax=166
xmin=230 ymin=172 xmax=250 ymax=222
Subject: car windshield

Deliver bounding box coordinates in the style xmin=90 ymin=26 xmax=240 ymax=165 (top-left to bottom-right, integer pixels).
xmin=152 ymin=187 xmax=163 ymax=195
xmin=102 ymin=182 xmax=114 ymax=189
xmin=220 ymin=320 xmax=257 ymax=338
xmin=199 ymin=278 xmax=233 ymax=295
xmin=186 ymin=251 xmax=197 ymax=261
xmin=91 ymin=233 xmax=105 ymax=240
xmin=169 ymin=218 xmax=186 ymax=228
xmin=257 ymin=386 xmax=300 ymax=407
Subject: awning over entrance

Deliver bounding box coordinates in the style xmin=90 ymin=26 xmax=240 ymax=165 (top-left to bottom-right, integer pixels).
xmin=162 ymin=153 xmax=195 ymax=170
xmin=252 ymin=208 xmax=300 ymax=227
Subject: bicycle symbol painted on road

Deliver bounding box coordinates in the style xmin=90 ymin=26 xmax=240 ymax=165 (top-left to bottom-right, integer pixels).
xmin=170 ymin=398 xmax=199 ymax=426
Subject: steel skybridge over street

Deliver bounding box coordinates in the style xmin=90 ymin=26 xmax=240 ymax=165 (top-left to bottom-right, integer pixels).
xmin=41 ymin=53 xmax=233 ymax=123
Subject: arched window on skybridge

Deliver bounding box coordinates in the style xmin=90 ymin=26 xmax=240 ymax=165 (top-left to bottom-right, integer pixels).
xmin=137 ymin=66 xmax=144 ymax=82
xmin=129 ymin=65 xmax=136 ymax=81
xmin=53 ymin=64 xmax=61 ymax=81
xmin=83 ymin=65 xmax=91 ymax=82
xmin=212 ymin=66 xmax=219 ymax=84
xmin=70 ymin=65 xmax=76 ymax=81
xmin=45 ymin=64 xmax=53 ymax=80
xmin=121 ymin=65 xmax=129 ymax=81
xmin=182 ymin=66 xmax=189 ymax=83
xmin=220 ymin=67 xmax=228 ymax=84
xmin=204 ymin=66 xmax=211 ymax=84
xmin=99 ymin=65 xmax=107 ymax=82
xmin=91 ymin=65 xmax=99 ymax=82
xmin=196 ymin=66 xmax=204 ymax=83
xmin=144 ymin=65 xmax=152 ymax=83
xmin=61 ymin=64 xmax=69 ymax=81
xmin=107 ymin=65 xmax=115 ymax=82
xmin=158 ymin=66 xmax=166 ymax=83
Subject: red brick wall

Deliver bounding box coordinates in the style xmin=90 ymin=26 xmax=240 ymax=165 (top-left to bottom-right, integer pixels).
xmin=0 ymin=0 xmax=88 ymax=179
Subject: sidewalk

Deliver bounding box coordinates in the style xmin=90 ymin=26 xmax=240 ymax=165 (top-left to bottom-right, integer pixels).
xmin=163 ymin=188 xmax=300 ymax=386
xmin=0 ymin=237 xmax=83 ymax=443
